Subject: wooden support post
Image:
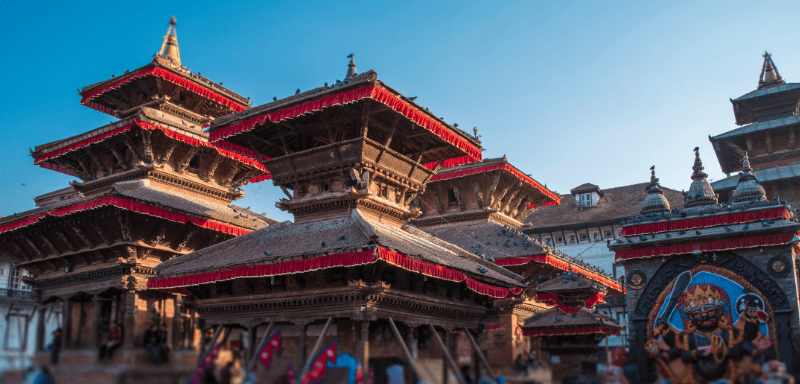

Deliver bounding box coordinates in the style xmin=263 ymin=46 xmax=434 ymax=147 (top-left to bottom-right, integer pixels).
xmin=84 ymin=148 xmax=109 ymax=176
xmin=117 ymin=211 xmax=132 ymax=242
xmin=388 ymin=318 xmax=424 ymax=380
xmin=300 ymin=317 xmax=333 ymax=378
xmin=161 ymin=141 xmax=179 ymax=166
xmin=91 ymin=295 xmax=102 ymax=348
xmin=72 ymin=153 xmax=95 ymax=179
xmin=485 ymin=172 xmax=501 ymax=207
xmin=453 ymin=185 xmax=465 ymax=211
xmin=36 ymin=231 xmax=61 ymax=256
xmin=222 ymin=163 xmax=241 ymax=187
xmin=204 ymin=155 xmax=224 ymax=181
xmin=62 ymin=298 xmax=72 ymax=349
xmin=141 ymin=130 xmax=154 ymax=163
xmin=765 ymin=131 xmax=773 ymax=153
xmin=119 ymin=134 xmax=143 ymax=163
xmin=36 ymin=306 xmax=46 ymax=352
xmin=70 ymin=224 xmax=95 ymax=249
xmin=53 ymin=228 xmax=77 ymax=253
xmin=19 ymin=233 xmax=46 ymax=259
xmin=360 ymin=321 xmax=370 ymax=373
xmin=442 ymin=331 xmax=450 ymax=384
xmin=360 ymin=101 xmax=371 ymax=137
xmin=106 ymin=141 xmax=130 ymax=169
xmin=298 ymin=323 xmax=308 ymax=372
xmin=88 ymin=221 xmax=113 ymax=246
xmin=123 ymin=290 xmax=137 ymax=348
xmin=472 ymin=176 xmax=484 ymax=209
xmin=429 ymin=324 xmax=467 ymax=384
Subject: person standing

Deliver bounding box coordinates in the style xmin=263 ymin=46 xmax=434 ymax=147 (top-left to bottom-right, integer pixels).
xmin=98 ymin=322 xmax=122 ymax=362
xmin=47 ymin=329 xmax=62 ymax=366
xmin=144 ymin=324 xmax=162 ymax=364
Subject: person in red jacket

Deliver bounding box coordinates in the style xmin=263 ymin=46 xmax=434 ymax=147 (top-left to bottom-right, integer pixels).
xmin=98 ymin=322 xmax=123 ymax=362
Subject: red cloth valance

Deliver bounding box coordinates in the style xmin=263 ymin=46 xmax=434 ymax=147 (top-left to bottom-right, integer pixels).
xmin=33 ymin=120 xmax=270 ymax=181
xmin=430 ymin=163 xmax=560 ymax=204
xmin=614 ymin=232 xmax=797 ymax=260
xmin=422 ymin=155 xmax=477 ymax=170
xmin=493 ymin=255 xmax=624 ymax=294
xmin=38 ymin=161 xmax=77 ymax=177
xmin=621 ymin=207 xmax=789 ymax=236
xmin=522 ymin=326 xmax=620 ymax=337
xmin=536 ymin=293 xmax=605 ymax=314
xmin=147 ymin=247 xmax=522 ymax=299
xmin=0 ymin=196 xmax=252 ymax=237
xmin=208 ymin=86 xmax=482 ymax=161
xmin=81 ymin=68 xmax=247 ymax=115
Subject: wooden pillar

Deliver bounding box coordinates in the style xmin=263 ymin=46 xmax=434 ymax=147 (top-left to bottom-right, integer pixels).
xmin=298 ymin=323 xmax=308 ymax=370
xmin=91 ymin=295 xmax=102 ymax=348
xmin=360 ymin=321 xmax=370 ymax=371
xmin=76 ymin=301 xmax=85 ymax=348
xmin=442 ymin=331 xmax=450 ymax=384
xmin=62 ymin=298 xmax=72 ymax=349
xmin=124 ymin=290 xmax=137 ymax=349
xmin=35 ymin=306 xmax=47 ymax=352
xmin=171 ymin=296 xmax=182 ymax=349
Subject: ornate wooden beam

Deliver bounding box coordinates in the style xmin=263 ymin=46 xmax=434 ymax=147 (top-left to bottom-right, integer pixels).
xmin=51 ymin=158 xmax=89 ymax=180
xmin=275 ymin=123 xmax=293 ymax=156
xmin=431 ymin=188 xmax=445 ymax=214
xmin=203 ymin=155 xmax=224 ymax=182
xmin=421 ymin=147 xmax=454 ymax=185
xmin=133 ymin=78 xmax=152 ymax=100
xmin=71 ymin=153 xmax=94 ymax=180
xmin=176 ymin=228 xmax=197 ymax=251
xmin=83 ymin=147 xmax=109 ymax=177
xmin=7 ymin=239 xmax=31 ymax=263
xmin=193 ymin=99 xmax=207 ymax=114
xmin=70 ymin=224 xmax=95 ymax=249
xmin=501 ymin=184 xmax=523 ymax=213
xmin=471 ymin=176 xmax=484 ymax=209
xmin=116 ymin=211 xmax=132 ymax=242
xmin=452 ymin=185 xmax=465 ymax=211
xmin=52 ymin=228 xmax=78 ymax=253
xmin=105 ymin=141 xmax=130 ymax=169
xmin=485 ymin=172 xmax=501 ymax=207
xmin=149 ymin=222 xmax=170 ymax=248
xmin=119 ymin=133 xmax=143 ymax=163
xmin=413 ymin=134 xmax=431 ymax=164
xmin=177 ymin=147 xmax=201 ymax=173
xmin=160 ymin=141 xmax=179 ymax=166
xmin=360 ymin=101 xmax=371 ymax=137
xmin=88 ymin=221 xmax=113 ymax=247
xmin=35 ymin=231 xmax=61 ymax=257
xmin=222 ymin=163 xmax=241 ymax=187
xmin=141 ymin=130 xmax=154 ymax=163
xmin=765 ymin=131 xmax=773 ymax=153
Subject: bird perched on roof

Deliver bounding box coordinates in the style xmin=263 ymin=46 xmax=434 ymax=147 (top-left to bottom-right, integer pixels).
xmin=408 ymin=96 xmax=417 ymax=101
xmin=761 ymin=221 xmax=770 ymax=227
xmin=627 ymin=238 xmax=633 ymax=243
xmin=295 ymin=89 xmax=301 ymax=95
xmin=725 ymin=226 xmax=733 ymax=232
xmin=555 ymin=316 xmax=562 ymax=322
xmin=680 ymin=212 xmax=687 ymax=218
xmin=273 ymin=97 xmax=277 ymax=101
xmin=678 ymin=230 xmax=686 ymax=235
xmin=665 ymin=233 xmax=671 ymax=238
xmin=695 ymin=230 xmax=702 ymax=235
xmin=742 ymin=224 xmax=749 ymax=230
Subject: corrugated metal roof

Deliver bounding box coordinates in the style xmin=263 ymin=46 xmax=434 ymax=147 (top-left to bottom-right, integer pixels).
xmin=711 ymin=114 xmax=800 ymax=140
xmin=734 ymin=83 xmax=800 ymax=101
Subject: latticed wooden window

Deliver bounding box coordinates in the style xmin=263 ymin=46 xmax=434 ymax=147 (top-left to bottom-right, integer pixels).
xmin=10 ymin=267 xmax=31 ymax=291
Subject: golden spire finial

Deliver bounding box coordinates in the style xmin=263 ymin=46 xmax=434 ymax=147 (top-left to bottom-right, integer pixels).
xmin=158 ymin=15 xmax=181 ymax=65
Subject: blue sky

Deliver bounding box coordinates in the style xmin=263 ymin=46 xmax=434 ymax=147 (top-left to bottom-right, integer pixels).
xmin=1 ymin=0 xmax=798 ymax=222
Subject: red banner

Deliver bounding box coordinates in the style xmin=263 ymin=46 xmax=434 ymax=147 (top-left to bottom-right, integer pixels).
xmin=0 ymin=196 xmax=252 ymax=237
xmin=430 ymin=163 xmax=560 ymax=205
xmin=614 ymin=232 xmax=797 ymax=260
xmin=81 ymin=67 xmax=247 ymax=115
xmin=257 ymin=329 xmax=281 ymax=370
xmin=209 ymin=86 xmax=482 ymax=161
xmin=302 ymin=339 xmax=337 ymax=384
xmin=493 ymin=255 xmax=624 ymax=294
xmin=536 ymin=293 xmax=605 ymax=314
xmin=147 ymin=247 xmax=523 ymax=299
xmin=621 ymin=207 xmax=789 ymax=236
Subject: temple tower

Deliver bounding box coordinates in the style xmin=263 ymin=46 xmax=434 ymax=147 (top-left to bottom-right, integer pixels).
xmin=710 ymin=52 xmax=800 ymax=207
xmin=0 ymin=17 xmax=273 ymax=382
xmin=610 ymin=150 xmax=800 ymax=383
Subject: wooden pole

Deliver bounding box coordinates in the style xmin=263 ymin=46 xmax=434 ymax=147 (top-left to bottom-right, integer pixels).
xmin=388 ymin=318 xmax=424 ymax=381
xmin=300 ymin=317 xmax=333 ymax=378
xmin=428 ymin=324 xmax=467 ymax=384
xmin=462 ymin=328 xmax=496 ymax=380
xmin=246 ymin=320 xmax=274 ymax=371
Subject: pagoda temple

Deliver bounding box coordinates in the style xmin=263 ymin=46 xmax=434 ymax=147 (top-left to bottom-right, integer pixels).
xmin=0 ymin=17 xmax=275 ymax=383
xmin=410 ymin=156 xmax=625 ymax=375
xmin=146 ymin=57 xmax=543 ymax=383
xmin=710 ymin=52 xmax=800 ymax=208
xmin=610 ymin=149 xmax=800 ymax=383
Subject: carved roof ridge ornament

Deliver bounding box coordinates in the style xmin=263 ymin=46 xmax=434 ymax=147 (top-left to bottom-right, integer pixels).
xmin=345 ymin=54 xmax=357 ymax=80
xmin=684 ymin=147 xmax=718 ymax=208
xmin=158 ymin=15 xmax=181 ymax=65
xmin=732 ymin=150 xmax=767 ymax=203
xmin=758 ymin=51 xmax=784 ymax=90
xmin=641 ymin=165 xmax=670 ymax=214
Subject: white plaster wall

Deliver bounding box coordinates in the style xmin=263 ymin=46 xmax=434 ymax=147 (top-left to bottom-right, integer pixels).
xmin=0 ymin=304 xmax=61 ymax=373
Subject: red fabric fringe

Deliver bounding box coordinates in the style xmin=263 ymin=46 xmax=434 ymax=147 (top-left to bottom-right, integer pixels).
xmin=81 ymin=68 xmax=247 ymax=114
xmin=430 ymin=163 xmax=560 ymax=204
xmin=33 ymin=120 xmax=269 ymax=178
xmin=522 ymin=326 xmax=620 ymax=337
xmin=614 ymin=232 xmax=797 ymax=260
xmin=536 ymin=293 xmax=604 ymax=314
xmin=422 ymin=155 xmax=477 ymax=170
xmin=484 ymin=324 xmax=501 ymax=332
xmin=493 ymin=255 xmax=624 ymax=294
xmin=0 ymin=196 xmax=252 ymax=236
xmin=621 ymin=207 xmax=789 ymax=236
xmin=208 ymin=86 xmax=482 ymax=161
xmin=147 ymin=247 xmax=522 ymax=299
